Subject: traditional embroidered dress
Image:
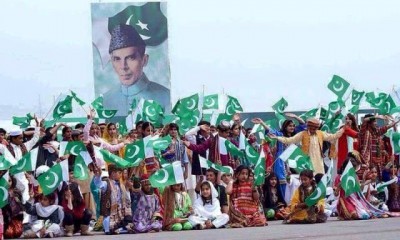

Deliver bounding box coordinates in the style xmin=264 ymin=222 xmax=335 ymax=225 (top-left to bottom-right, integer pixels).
xmin=277 ymin=129 xmax=343 ymax=174
xmin=262 ymin=180 xmax=289 ymax=220
xmin=132 ymin=191 xmax=163 ymax=233
xmin=162 ymin=185 xmax=193 ymax=231
xmin=337 ymin=127 xmax=359 ymax=171
xmin=188 ymin=135 xmax=232 ymax=167
xmin=188 ymin=181 xmax=229 ymax=228
xmin=229 ymin=181 xmax=267 ymax=227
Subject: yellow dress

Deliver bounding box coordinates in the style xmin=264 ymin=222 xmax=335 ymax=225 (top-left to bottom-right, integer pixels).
xmin=287 ymin=187 xmax=326 ymax=223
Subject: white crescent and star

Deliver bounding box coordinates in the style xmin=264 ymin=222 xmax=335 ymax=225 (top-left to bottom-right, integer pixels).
xmin=231 ymin=99 xmax=241 ymax=109
xmin=46 ymin=171 xmax=59 ymax=189
xmin=145 ymin=105 xmax=156 ymax=117
xmin=332 ymin=79 xmax=344 ymax=92
xmin=346 ymin=176 xmax=356 ymax=189
xmin=329 ymin=103 xmax=340 ymax=113
xmin=76 ymin=163 xmax=86 ymax=178
xmin=155 ymin=169 xmax=169 ymax=184
xmin=205 ymin=98 xmax=216 ymax=108
xmin=245 ymin=146 xmax=257 ymax=159
xmin=185 ymin=98 xmax=197 ymax=111
xmin=15 ymin=157 xmax=27 ymax=171
xmin=310 ymin=187 xmax=322 ymax=200
xmin=226 ymin=105 xmax=235 ymax=116
xmin=126 ymin=145 xmax=140 ymax=159
xmin=352 ymin=93 xmax=361 ymax=103
xmin=70 ymin=145 xmax=80 ymax=156
xmin=125 ymin=14 xmax=151 ymax=40
xmin=100 ymin=110 xmax=115 ymax=119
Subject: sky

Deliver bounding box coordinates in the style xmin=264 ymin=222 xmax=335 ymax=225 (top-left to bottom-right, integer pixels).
xmin=1 ymin=0 xmax=400 ymax=121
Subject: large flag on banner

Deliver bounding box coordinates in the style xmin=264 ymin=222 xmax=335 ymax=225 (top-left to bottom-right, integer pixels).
xmin=351 ymin=89 xmax=365 ymax=106
xmin=0 ymin=174 xmax=9 ymax=208
xmin=53 ymin=95 xmax=73 ymax=120
xmin=199 ymin=156 xmax=232 ymax=174
xmin=37 ymin=160 xmax=69 ymax=195
xmin=108 ymin=2 xmax=168 ymax=47
xmin=149 ymin=161 xmax=184 ymax=188
xmin=0 ymin=148 xmax=17 ymax=170
xmin=70 ymin=90 xmax=86 ymax=106
xmin=254 ymin=150 xmax=266 ymax=186
xmin=203 ymin=94 xmax=219 ymax=110
xmin=279 ymin=144 xmax=314 ymax=173
xmin=340 ymin=161 xmax=361 ymax=197
xmin=9 ymin=148 xmax=38 ymax=175
xmin=272 ymin=97 xmax=288 ymax=114
xmin=305 ymin=174 xmax=328 ymax=207
xmin=327 ymin=75 xmax=350 ymax=100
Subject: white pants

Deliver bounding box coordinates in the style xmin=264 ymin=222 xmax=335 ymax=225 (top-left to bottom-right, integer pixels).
xmin=188 ymin=214 xmax=229 ymax=229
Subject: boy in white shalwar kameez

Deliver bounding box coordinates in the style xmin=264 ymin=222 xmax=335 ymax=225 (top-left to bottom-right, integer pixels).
xmin=189 ymin=181 xmax=229 ymax=229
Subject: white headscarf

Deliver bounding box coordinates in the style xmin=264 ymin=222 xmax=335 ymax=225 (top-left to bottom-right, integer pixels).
xmin=193 ymin=181 xmax=222 ymax=219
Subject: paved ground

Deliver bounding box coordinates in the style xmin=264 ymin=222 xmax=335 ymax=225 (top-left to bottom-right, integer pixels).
xmin=58 ymin=217 xmax=400 ymax=240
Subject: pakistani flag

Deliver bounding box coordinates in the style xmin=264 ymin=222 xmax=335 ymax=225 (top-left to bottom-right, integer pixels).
xmin=305 ymin=174 xmax=328 ymax=207
xmin=9 ymin=148 xmax=38 ymax=175
xmin=244 ymin=141 xmax=260 ymax=165
xmin=172 ymin=94 xmax=199 ymax=118
xmin=0 ymin=175 xmax=9 ymax=208
xmin=73 ymin=152 xmax=91 ymax=180
xmin=124 ymin=139 xmax=146 ymax=167
xmin=12 ymin=116 xmax=30 ymax=128
xmin=391 ymin=132 xmax=400 ymax=154
xmin=225 ymin=95 xmax=243 ymax=115
xmin=250 ymin=123 xmax=264 ymax=134
xmin=326 ymin=113 xmax=344 ymax=133
xmin=59 ymin=141 xmax=86 ymax=157
xmin=327 ymin=75 xmax=350 ymax=100
xmin=377 ymin=177 xmax=398 ymax=193
xmin=254 ymin=150 xmax=266 ymax=186
xmin=53 ymin=95 xmax=73 ymax=120
xmin=272 ymin=97 xmax=288 ymax=114
xmin=199 ymin=156 xmax=231 ymax=174
xmin=348 ymin=105 xmax=359 ymax=115
xmin=97 ymin=109 xmax=118 ymax=119
xmin=96 ymin=147 xmax=131 ymax=168
xmin=116 ymin=119 xmax=128 ymax=135
xmin=279 ymin=144 xmax=314 ymax=173
xmin=378 ymin=95 xmax=397 ymax=115
xmin=275 ymin=112 xmax=287 ymax=129
xmin=0 ymin=148 xmax=17 ymax=170
xmin=300 ymin=108 xmax=319 ymax=121
xmin=327 ymin=100 xmax=345 ymax=118
xmin=142 ymin=100 xmax=164 ymax=126
xmin=70 ymin=90 xmax=85 ymax=106
xmin=108 ymin=2 xmax=168 ymax=46
xmin=340 ymin=161 xmax=361 ymax=197
xmin=149 ymin=161 xmax=184 ymax=188
xmin=390 ymin=106 xmax=400 ymax=115
xmin=203 ymin=94 xmax=219 ymax=110
xmin=146 ymin=135 xmax=172 ymax=151
xmin=91 ymin=96 xmax=104 ymax=110
xmin=37 ymin=160 xmax=69 ymax=195
xmin=219 ymin=137 xmax=244 ymax=158
xmin=351 ymin=89 xmax=365 ymax=106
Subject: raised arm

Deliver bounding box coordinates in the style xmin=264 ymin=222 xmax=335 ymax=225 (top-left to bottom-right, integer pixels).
xmin=275 ymin=131 xmax=304 ymax=145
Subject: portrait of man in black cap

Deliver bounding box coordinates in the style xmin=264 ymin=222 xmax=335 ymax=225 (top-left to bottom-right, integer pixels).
xmin=103 ymin=24 xmax=171 ymax=116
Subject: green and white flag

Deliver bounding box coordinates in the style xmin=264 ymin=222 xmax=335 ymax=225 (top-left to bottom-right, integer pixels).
xmin=172 ymin=93 xmax=199 ymax=118
xmin=250 ymin=123 xmax=264 ymax=134
xmin=327 ymin=100 xmax=345 ymax=118
xmin=146 ymin=135 xmax=172 ymax=151
xmin=275 ymin=112 xmax=287 ymax=129
xmin=348 ymin=105 xmax=360 ymax=115
xmin=244 ymin=141 xmax=260 ymax=165
xmin=391 ymin=132 xmax=400 ymax=154
xmin=272 ymin=97 xmax=288 ymax=114
xmin=203 ymin=94 xmax=219 ymax=110
xmin=225 ymin=95 xmax=243 ymax=115
xmin=12 ymin=116 xmax=30 ymax=128
xmin=116 ymin=119 xmax=128 ymax=135
xmin=0 ymin=174 xmax=10 ymax=208
xmin=378 ymin=95 xmax=397 ymax=115
xmin=219 ymin=137 xmax=244 ymax=158
xmin=376 ymin=177 xmax=398 ymax=193
xmin=279 ymin=144 xmax=314 ymax=173
xmin=0 ymin=148 xmax=17 ymax=170
xmin=9 ymin=148 xmax=38 ymax=175
xmin=70 ymin=90 xmax=86 ymax=106
xmin=300 ymin=108 xmax=319 ymax=121
xmin=59 ymin=141 xmax=86 ymax=157
xmin=97 ymin=109 xmax=118 ymax=119
xmin=199 ymin=156 xmax=232 ymax=174
xmin=37 ymin=160 xmax=69 ymax=196
xmin=305 ymin=174 xmax=328 ymax=207
xmin=327 ymin=75 xmax=350 ymax=100
xmin=124 ymin=139 xmax=146 ymax=167
xmin=73 ymin=152 xmax=90 ymax=180
xmin=95 ymin=147 xmax=131 ymax=168
xmin=108 ymin=2 xmax=168 ymax=47
xmin=142 ymin=100 xmax=164 ymax=126
xmin=149 ymin=161 xmax=184 ymax=188
xmin=254 ymin=150 xmax=266 ymax=186
xmin=91 ymin=95 xmax=104 ymax=110
xmin=340 ymin=160 xmax=361 ymax=197
xmin=351 ymin=89 xmax=365 ymax=106
xmin=53 ymin=95 xmax=73 ymax=120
